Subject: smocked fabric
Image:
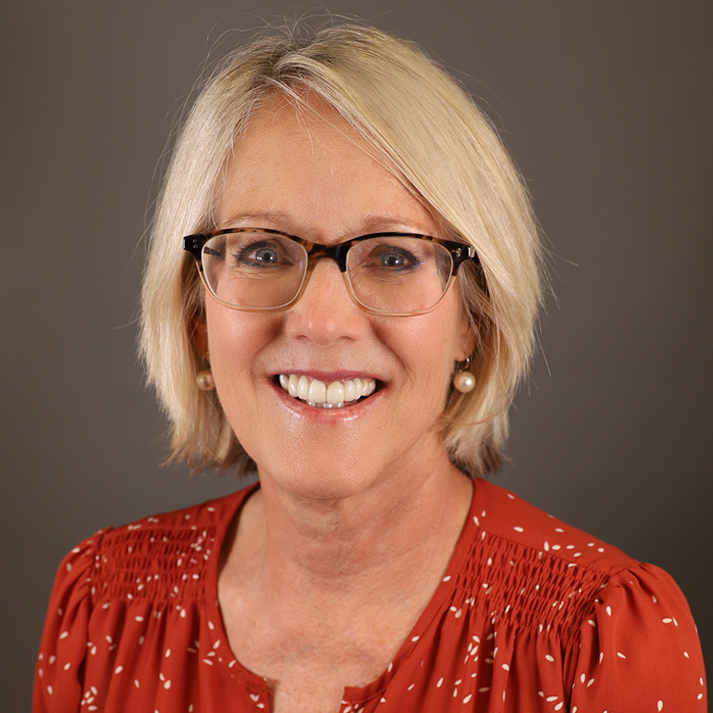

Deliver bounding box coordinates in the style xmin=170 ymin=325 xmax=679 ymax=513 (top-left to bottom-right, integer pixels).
xmin=34 ymin=478 xmax=706 ymax=712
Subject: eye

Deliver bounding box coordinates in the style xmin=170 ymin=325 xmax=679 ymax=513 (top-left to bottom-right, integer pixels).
xmin=366 ymin=244 xmax=419 ymax=271
xmin=246 ymin=245 xmax=280 ymax=264
xmin=381 ymin=250 xmax=410 ymax=268
xmin=233 ymin=238 xmax=293 ymax=268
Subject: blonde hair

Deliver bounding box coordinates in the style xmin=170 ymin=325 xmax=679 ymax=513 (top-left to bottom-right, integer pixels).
xmin=140 ymin=22 xmax=542 ymax=477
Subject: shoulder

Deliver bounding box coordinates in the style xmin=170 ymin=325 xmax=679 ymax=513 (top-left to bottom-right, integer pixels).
xmin=467 ymin=478 xmax=700 ymax=626
xmin=447 ymin=478 xmax=640 ymax=647
xmin=472 ymin=477 xmax=636 ymax=574
xmin=89 ymin=485 xmax=255 ymax=600
xmin=102 ymin=484 xmax=253 ymax=539
xmin=34 ymin=486 xmax=256 ymax=710
xmin=455 ymin=478 xmax=705 ymax=644
xmin=45 ymin=484 xmax=255 ymax=611
xmin=460 ymin=479 xmax=707 ymax=707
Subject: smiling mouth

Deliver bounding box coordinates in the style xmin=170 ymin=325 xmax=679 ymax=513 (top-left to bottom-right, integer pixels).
xmin=277 ymin=374 xmax=377 ymax=409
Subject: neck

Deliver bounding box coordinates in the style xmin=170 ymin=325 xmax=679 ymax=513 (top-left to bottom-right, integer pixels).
xmin=226 ymin=448 xmax=473 ymax=601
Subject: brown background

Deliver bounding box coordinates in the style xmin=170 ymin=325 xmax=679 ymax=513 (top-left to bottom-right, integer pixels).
xmin=2 ymin=0 xmax=711 ymax=706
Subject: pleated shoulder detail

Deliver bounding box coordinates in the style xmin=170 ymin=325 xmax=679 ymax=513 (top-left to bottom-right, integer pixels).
xmin=34 ymin=479 xmax=707 ymax=713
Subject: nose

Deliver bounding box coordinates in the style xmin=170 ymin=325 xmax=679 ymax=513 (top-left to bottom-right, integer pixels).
xmin=284 ymin=258 xmax=369 ymax=346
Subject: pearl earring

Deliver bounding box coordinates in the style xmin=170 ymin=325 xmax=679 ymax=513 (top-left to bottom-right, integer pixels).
xmin=453 ymin=357 xmax=475 ymax=393
xmin=196 ymin=369 xmax=215 ymax=392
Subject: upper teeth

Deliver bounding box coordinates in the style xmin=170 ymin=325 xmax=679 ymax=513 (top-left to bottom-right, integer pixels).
xmin=278 ymin=374 xmax=376 ymax=407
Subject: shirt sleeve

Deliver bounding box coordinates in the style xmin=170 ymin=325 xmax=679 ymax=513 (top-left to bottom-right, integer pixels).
xmin=33 ymin=531 xmax=107 ymax=713
xmin=570 ymin=562 xmax=707 ymax=711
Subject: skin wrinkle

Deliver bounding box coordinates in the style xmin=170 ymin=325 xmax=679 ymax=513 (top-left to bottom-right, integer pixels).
xmin=258 ymin=447 xmax=457 ymax=575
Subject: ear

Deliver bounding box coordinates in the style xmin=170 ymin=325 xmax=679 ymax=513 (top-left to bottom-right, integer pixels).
xmin=455 ymin=312 xmax=478 ymax=362
xmin=192 ymin=316 xmax=209 ymax=359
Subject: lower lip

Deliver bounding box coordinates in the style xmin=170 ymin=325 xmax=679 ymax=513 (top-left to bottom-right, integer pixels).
xmin=270 ymin=379 xmax=382 ymax=421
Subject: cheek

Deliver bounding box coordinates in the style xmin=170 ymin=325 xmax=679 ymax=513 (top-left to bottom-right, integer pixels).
xmin=204 ymin=306 xmax=281 ymax=388
xmin=378 ymin=310 xmax=462 ymax=391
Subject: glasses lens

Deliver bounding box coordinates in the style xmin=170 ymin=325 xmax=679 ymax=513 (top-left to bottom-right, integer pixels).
xmin=346 ymin=236 xmax=453 ymax=314
xmin=202 ymin=232 xmax=307 ymax=309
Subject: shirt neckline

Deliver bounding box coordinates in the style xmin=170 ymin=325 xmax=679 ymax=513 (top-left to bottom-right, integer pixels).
xmin=202 ymin=478 xmax=480 ymax=704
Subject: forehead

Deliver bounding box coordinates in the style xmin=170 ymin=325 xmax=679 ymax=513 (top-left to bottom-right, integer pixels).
xmin=215 ymin=92 xmax=441 ymax=239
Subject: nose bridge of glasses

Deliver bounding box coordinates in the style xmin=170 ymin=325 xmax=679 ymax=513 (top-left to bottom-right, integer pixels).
xmin=300 ymin=242 xmax=352 ymax=301
xmin=305 ymin=241 xmax=350 ymax=272
xmin=290 ymin=244 xmax=362 ymax=319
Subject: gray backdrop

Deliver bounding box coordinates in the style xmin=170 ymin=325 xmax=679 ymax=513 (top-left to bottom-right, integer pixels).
xmin=2 ymin=1 xmax=711 ymax=707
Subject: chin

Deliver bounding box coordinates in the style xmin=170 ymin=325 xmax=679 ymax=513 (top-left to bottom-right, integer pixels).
xmin=258 ymin=453 xmax=383 ymax=502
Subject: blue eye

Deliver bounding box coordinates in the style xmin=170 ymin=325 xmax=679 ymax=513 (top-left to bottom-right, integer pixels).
xmin=233 ymin=239 xmax=292 ymax=268
xmin=370 ymin=245 xmax=419 ymax=271
xmin=251 ymin=246 xmax=280 ymax=264
xmin=379 ymin=250 xmax=413 ymax=269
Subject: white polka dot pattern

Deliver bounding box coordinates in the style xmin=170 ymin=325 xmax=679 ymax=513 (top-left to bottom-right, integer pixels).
xmin=33 ymin=480 xmax=707 ymax=712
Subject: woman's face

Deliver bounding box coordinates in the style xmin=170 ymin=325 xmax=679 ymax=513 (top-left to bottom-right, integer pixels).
xmin=200 ymin=94 xmax=473 ymax=499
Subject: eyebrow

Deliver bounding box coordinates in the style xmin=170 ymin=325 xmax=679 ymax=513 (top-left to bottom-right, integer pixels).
xmin=219 ymin=210 xmax=295 ymax=230
xmin=218 ymin=211 xmax=437 ymax=237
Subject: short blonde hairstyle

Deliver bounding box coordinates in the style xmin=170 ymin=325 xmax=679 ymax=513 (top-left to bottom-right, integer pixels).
xmin=140 ymin=22 xmax=542 ymax=477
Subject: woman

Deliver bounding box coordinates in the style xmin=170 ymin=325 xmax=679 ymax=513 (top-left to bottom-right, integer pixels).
xmin=34 ymin=23 xmax=705 ymax=712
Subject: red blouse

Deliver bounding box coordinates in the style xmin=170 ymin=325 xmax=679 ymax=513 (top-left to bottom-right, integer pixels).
xmin=34 ymin=478 xmax=706 ymax=712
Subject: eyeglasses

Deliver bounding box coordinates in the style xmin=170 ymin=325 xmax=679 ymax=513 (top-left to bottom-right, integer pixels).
xmin=183 ymin=228 xmax=477 ymax=316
